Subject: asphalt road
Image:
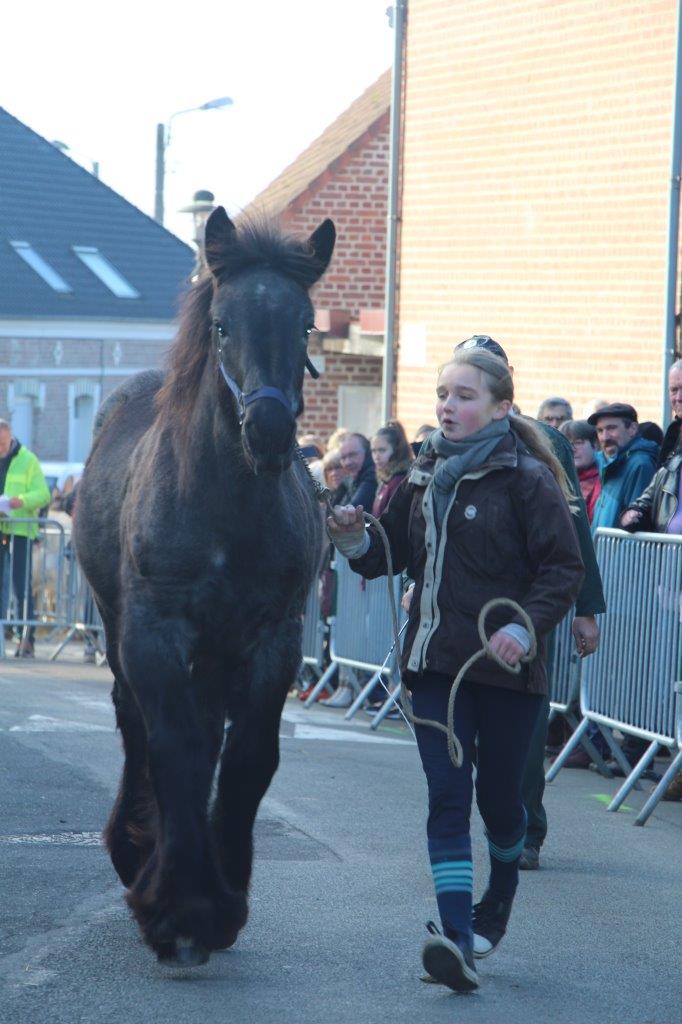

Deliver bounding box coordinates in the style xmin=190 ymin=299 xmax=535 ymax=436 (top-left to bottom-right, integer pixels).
xmin=0 ymin=650 xmax=680 ymax=1024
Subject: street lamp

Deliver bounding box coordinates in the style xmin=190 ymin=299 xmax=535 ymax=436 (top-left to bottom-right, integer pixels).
xmin=154 ymin=96 xmax=233 ymax=225
xmin=178 ymin=189 xmax=217 ymax=276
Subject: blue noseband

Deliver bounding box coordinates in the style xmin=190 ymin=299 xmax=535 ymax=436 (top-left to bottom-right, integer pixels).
xmin=213 ymin=322 xmax=319 ymax=426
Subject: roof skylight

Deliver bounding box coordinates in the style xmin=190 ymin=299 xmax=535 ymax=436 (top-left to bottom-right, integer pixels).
xmin=10 ymin=241 xmax=72 ymax=293
xmin=72 ymin=246 xmax=140 ymax=298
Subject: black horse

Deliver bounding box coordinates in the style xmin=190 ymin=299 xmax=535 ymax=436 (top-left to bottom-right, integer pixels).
xmin=74 ymin=209 xmax=335 ymax=966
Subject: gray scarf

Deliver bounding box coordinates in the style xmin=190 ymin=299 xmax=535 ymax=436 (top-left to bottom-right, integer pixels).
xmin=427 ymin=418 xmax=511 ymax=528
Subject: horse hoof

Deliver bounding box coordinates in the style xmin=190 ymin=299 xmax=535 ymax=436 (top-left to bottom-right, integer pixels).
xmin=164 ymin=938 xmax=211 ymax=968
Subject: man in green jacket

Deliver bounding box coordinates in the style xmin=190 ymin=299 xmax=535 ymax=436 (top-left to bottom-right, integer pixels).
xmin=0 ymin=419 xmax=50 ymax=656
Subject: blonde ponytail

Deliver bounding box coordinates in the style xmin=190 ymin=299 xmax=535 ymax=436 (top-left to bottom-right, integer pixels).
xmin=510 ymin=416 xmax=578 ymax=510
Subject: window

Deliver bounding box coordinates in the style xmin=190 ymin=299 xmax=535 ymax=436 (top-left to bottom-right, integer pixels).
xmin=72 ymin=246 xmax=140 ymax=298
xmin=68 ymin=380 xmax=101 ymax=461
xmin=10 ymin=241 xmax=72 ymax=293
xmin=337 ymin=385 xmax=382 ymax=437
xmin=11 ymin=395 xmax=34 ymax=449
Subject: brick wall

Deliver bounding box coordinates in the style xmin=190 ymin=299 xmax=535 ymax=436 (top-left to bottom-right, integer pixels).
xmin=298 ymin=351 xmax=383 ymax=443
xmin=281 ymin=115 xmax=390 ymax=321
xmin=280 ymin=115 xmax=389 ymax=441
xmin=0 ymin=334 xmax=169 ymax=460
xmin=396 ymin=0 xmax=678 ymax=435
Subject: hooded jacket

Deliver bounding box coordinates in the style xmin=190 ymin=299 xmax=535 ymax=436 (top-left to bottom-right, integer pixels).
xmin=591 ymin=436 xmax=658 ymax=532
xmin=350 ymin=432 xmax=584 ymax=695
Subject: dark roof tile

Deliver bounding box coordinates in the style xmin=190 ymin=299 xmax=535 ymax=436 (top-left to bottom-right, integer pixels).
xmin=0 ymin=108 xmax=194 ymax=320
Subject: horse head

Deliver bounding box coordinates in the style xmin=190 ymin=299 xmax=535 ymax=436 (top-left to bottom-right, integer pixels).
xmin=204 ymin=208 xmax=335 ymax=473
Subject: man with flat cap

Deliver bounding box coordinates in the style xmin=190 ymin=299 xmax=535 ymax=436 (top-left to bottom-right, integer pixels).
xmin=588 ymin=402 xmax=658 ymax=532
xmin=451 ymin=335 xmax=606 ymax=869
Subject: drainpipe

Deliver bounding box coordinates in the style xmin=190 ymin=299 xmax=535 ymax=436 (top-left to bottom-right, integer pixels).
xmin=662 ymin=0 xmax=682 ymax=421
xmin=381 ymin=0 xmax=407 ymax=423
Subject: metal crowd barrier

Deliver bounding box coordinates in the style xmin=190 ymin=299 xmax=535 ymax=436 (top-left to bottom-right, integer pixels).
xmin=49 ymin=551 xmax=105 ymax=662
xmin=0 ymin=516 xmax=104 ymax=661
xmin=303 ymin=557 xmax=405 ymax=715
xmin=548 ymin=529 xmax=682 ymax=824
xmin=546 ymin=610 xmax=613 ymax=777
xmin=301 ymin=578 xmax=326 ymax=673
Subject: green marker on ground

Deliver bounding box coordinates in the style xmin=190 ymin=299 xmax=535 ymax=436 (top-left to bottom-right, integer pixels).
xmin=592 ymin=793 xmax=634 ymax=812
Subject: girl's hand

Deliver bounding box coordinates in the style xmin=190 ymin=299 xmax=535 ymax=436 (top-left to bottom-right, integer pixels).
xmin=401 ymin=583 xmax=415 ymax=613
xmin=326 ymin=504 xmax=365 ymax=538
xmin=487 ymin=630 xmax=524 ymax=667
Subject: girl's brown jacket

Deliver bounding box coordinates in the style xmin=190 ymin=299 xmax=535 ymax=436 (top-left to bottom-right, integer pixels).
xmin=350 ymin=432 xmax=584 ymax=694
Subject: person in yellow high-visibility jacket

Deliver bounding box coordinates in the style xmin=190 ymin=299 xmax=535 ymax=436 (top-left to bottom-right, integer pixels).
xmin=0 ymin=419 xmax=50 ymax=656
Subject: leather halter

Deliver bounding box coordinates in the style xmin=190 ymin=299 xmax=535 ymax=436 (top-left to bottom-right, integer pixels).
xmin=213 ymin=322 xmax=319 ymax=425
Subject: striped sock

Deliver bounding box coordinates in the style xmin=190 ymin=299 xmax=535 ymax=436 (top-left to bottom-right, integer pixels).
xmin=428 ymin=839 xmax=474 ymax=947
xmin=486 ymin=815 xmax=527 ymax=898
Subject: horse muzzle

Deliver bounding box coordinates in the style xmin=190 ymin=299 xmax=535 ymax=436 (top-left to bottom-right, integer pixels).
xmin=242 ymin=401 xmax=297 ymax=474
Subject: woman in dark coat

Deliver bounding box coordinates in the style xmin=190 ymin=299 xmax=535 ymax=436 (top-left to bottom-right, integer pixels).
xmin=327 ymin=348 xmax=584 ymax=992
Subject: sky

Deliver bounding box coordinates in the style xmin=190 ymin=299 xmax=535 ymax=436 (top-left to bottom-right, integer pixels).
xmin=2 ymin=0 xmax=393 ymax=244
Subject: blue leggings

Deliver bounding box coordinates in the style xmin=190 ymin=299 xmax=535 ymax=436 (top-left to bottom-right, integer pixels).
xmin=412 ymin=673 xmax=543 ymax=949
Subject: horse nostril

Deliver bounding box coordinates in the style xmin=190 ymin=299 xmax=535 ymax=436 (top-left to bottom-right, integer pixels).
xmin=243 ymin=403 xmax=295 ymax=458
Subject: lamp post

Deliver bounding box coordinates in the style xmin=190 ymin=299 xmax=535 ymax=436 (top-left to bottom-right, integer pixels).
xmin=178 ymin=189 xmax=217 ymax=276
xmin=154 ymin=96 xmax=233 ymax=225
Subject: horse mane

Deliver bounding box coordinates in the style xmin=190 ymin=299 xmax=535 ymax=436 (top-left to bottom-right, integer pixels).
xmin=154 ymin=217 xmax=322 ymax=466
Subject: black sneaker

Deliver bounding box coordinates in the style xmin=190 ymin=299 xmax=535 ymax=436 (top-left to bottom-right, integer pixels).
xmin=472 ymin=890 xmax=514 ymax=959
xmin=421 ymin=921 xmax=478 ymax=992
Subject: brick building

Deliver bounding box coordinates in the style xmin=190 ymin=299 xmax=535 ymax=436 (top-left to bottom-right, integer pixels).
xmin=394 ymin=1 xmax=679 ymax=434
xmin=248 ymin=70 xmax=391 ymax=442
xmin=0 ymin=108 xmax=194 ymax=461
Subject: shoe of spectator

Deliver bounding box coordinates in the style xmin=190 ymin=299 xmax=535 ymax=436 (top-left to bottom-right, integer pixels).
xmin=15 ymin=637 xmax=34 ymax=658
xmin=297 ymin=685 xmax=326 ymax=702
xmin=662 ymin=768 xmax=682 ymax=801
xmin=519 ymin=846 xmax=540 ymax=871
xmin=421 ymin=921 xmax=478 ymax=992
xmin=603 ymin=758 xmax=662 ymax=783
xmin=472 ymin=890 xmax=514 ymax=959
xmin=319 ymin=684 xmax=354 ymax=709
xmin=556 ymin=747 xmax=592 ymax=769
xmin=365 ymin=704 xmax=402 ymax=720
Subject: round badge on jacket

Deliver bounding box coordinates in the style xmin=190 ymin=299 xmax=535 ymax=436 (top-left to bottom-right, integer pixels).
xmin=464 ymin=505 xmax=477 ymax=520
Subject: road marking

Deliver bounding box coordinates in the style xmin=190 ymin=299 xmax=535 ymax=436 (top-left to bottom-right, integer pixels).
xmin=9 ymin=714 xmax=112 ymax=733
xmin=592 ymin=793 xmax=634 ymax=812
xmin=290 ymin=723 xmax=412 ymax=745
xmin=63 ymin=696 xmax=112 ymax=712
xmin=0 ymin=831 xmax=103 ymax=846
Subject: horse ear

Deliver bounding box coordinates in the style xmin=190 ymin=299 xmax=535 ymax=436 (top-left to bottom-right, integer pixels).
xmin=204 ymin=206 xmax=237 ymax=278
xmin=307 ymin=219 xmax=336 ymax=283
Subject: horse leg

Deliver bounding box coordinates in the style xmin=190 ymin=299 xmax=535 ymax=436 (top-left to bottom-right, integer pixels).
xmin=119 ymin=611 xmax=244 ymax=964
xmin=105 ymin=673 xmax=157 ymax=887
xmin=212 ymin=620 xmax=300 ymax=909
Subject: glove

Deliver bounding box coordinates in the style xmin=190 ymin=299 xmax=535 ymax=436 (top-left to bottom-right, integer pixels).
xmin=326 ymin=504 xmax=370 ymax=560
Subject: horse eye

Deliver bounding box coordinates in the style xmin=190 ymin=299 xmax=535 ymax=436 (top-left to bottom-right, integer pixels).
xmin=213 ymin=320 xmax=226 ymax=338
xmin=304 ymin=326 xmax=317 ymax=340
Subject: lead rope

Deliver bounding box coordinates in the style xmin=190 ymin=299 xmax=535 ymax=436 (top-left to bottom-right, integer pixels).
xmin=296 ymin=448 xmax=538 ymax=768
